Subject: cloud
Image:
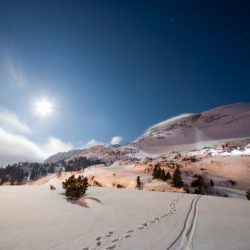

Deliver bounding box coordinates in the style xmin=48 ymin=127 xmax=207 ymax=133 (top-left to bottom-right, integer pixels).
xmin=110 ymin=136 xmax=123 ymax=145
xmin=0 ymin=127 xmax=73 ymax=166
xmin=0 ymin=128 xmax=73 ymax=166
xmin=82 ymin=136 xmax=124 ymax=148
xmin=0 ymin=127 xmax=45 ymax=166
xmin=0 ymin=108 xmax=124 ymax=166
xmin=5 ymin=54 xmax=24 ymax=87
xmin=83 ymin=139 xmax=104 ymax=148
xmin=0 ymin=108 xmax=73 ymax=166
xmin=0 ymin=107 xmax=31 ymax=134
xmin=42 ymin=137 xmax=73 ymax=157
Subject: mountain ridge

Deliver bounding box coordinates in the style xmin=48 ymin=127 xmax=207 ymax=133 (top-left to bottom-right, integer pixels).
xmin=45 ymin=103 xmax=250 ymax=163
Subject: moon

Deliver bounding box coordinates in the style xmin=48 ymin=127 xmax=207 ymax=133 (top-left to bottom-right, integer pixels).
xmin=35 ymin=99 xmax=53 ymax=116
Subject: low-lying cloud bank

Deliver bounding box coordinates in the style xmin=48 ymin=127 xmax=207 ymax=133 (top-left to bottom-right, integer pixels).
xmin=0 ymin=127 xmax=72 ymax=166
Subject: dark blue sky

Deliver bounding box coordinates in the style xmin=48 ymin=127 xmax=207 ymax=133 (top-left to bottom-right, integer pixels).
xmin=0 ymin=0 xmax=250 ymax=147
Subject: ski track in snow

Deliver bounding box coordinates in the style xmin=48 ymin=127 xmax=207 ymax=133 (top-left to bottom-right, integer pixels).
xmin=83 ymin=195 xmax=184 ymax=250
xmin=166 ymin=195 xmax=201 ymax=250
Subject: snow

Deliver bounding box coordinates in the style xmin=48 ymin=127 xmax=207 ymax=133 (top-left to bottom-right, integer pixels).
xmin=214 ymin=186 xmax=246 ymax=199
xmin=220 ymin=147 xmax=250 ymax=156
xmin=128 ymin=149 xmax=158 ymax=159
xmin=146 ymin=113 xmax=193 ymax=132
xmin=1 ymin=185 xmax=250 ymax=250
xmin=189 ymin=145 xmax=250 ymax=157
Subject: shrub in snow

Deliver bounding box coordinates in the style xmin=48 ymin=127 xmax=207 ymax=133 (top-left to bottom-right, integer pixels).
xmin=116 ymin=184 xmax=124 ymax=188
xmin=93 ymin=180 xmax=103 ymax=187
xmin=62 ymin=175 xmax=88 ymax=199
xmin=50 ymin=185 xmax=56 ymax=190
xmin=228 ymin=180 xmax=237 ymax=186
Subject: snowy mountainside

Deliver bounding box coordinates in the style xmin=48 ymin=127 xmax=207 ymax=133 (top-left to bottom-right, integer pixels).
xmin=45 ymin=103 xmax=250 ymax=163
xmin=44 ymin=149 xmax=83 ymax=164
xmin=45 ymin=144 xmax=145 ymax=164
xmin=131 ymin=103 xmax=250 ymax=154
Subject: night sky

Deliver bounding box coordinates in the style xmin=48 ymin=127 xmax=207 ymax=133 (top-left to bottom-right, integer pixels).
xmin=0 ymin=1 xmax=250 ymax=161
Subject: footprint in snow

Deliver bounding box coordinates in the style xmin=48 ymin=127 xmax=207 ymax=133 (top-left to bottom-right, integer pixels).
xmin=126 ymin=230 xmax=134 ymax=233
xmin=148 ymin=220 xmax=155 ymax=224
xmin=106 ymin=245 xmax=116 ymax=250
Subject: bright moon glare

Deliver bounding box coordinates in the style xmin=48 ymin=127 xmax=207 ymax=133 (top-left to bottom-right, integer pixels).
xmin=35 ymin=99 xmax=53 ymax=116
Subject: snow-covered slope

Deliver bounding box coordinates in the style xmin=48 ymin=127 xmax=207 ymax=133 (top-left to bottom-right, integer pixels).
xmin=132 ymin=103 xmax=250 ymax=154
xmin=1 ymin=185 xmax=250 ymax=250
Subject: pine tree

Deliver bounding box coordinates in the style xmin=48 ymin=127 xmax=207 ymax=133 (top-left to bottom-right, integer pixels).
xmin=136 ymin=176 xmax=143 ymax=190
xmin=157 ymin=167 xmax=162 ymax=179
xmin=172 ymin=167 xmax=183 ymax=188
xmin=152 ymin=165 xmax=161 ymax=179
xmin=152 ymin=166 xmax=158 ymax=179
xmin=161 ymin=169 xmax=166 ymax=181
xmin=191 ymin=175 xmax=208 ymax=193
xmin=246 ymin=188 xmax=250 ymax=200
xmin=191 ymin=175 xmax=202 ymax=187
xmin=166 ymin=171 xmax=171 ymax=181
xmin=30 ymin=168 xmax=38 ymax=180
xmin=210 ymin=179 xmax=214 ymax=187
